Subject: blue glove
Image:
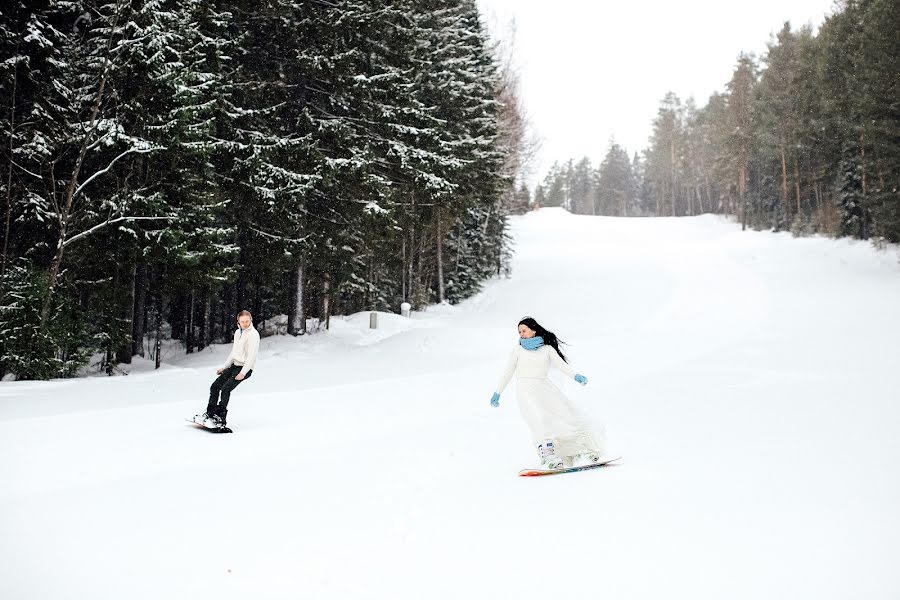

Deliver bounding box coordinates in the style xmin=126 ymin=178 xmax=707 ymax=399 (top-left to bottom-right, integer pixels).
xmin=574 ymin=374 xmax=588 ymax=386
xmin=490 ymin=392 xmax=500 ymax=407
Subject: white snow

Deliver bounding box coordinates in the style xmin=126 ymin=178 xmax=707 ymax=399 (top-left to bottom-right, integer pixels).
xmin=2 ymin=207 xmax=899 ymax=599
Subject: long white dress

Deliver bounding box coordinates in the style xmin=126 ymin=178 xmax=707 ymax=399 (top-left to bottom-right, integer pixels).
xmin=496 ymin=344 xmax=604 ymax=458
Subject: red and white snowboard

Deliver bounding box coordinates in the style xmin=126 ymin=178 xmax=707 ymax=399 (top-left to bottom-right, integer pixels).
xmin=518 ymin=456 xmax=621 ymax=477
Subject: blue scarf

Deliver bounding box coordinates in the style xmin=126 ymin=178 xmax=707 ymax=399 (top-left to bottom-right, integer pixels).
xmin=519 ymin=336 xmax=544 ymax=351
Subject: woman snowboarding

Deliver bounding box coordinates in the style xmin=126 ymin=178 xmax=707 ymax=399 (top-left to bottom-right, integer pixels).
xmin=193 ymin=309 xmax=260 ymax=430
xmin=491 ymin=317 xmax=605 ymax=470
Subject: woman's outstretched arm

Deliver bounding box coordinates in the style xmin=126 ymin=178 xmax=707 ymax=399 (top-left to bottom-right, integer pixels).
xmin=549 ymin=347 xmax=576 ymax=379
xmin=495 ymin=348 xmax=519 ymax=395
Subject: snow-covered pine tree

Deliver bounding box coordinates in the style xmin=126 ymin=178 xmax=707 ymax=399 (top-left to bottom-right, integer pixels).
xmin=854 ymin=0 xmax=900 ymax=242
xmin=156 ymin=0 xmax=242 ymax=350
xmin=596 ymin=143 xmax=637 ymax=217
xmin=0 ymin=3 xmax=75 ymax=377
xmin=568 ymin=157 xmax=594 ymax=215
xmin=283 ymin=0 xmax=417 ymax=322
xmin=532 ymin=183 xmax=546 ymax=208
xmin=1 ymin=0 xmax=515 ymax=377
xmin=508 ymin=183 xmax=531 ymax=215
xmin=0 ymin=0 xmax=160 ymax=376
xmin=415 ymin=0 xmax=507 ymax=304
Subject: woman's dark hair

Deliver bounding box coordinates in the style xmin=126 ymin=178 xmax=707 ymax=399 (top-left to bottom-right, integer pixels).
xmin=518 ymin=317 xmax=567 ymax=363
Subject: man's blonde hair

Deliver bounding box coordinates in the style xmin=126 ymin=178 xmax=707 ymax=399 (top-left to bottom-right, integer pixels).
xmin=237 ymin=310 xmax=252 ymax=320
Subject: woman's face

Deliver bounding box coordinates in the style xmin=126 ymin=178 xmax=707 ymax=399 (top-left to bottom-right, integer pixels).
xmin=518 ymin=324 xmax=536 ymax=339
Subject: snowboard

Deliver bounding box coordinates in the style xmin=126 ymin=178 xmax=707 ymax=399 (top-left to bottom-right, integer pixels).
xmin=518 ymin=456 xmax=621 ymax=477
xmin=186 ymin=417 xmax=233 ymax=434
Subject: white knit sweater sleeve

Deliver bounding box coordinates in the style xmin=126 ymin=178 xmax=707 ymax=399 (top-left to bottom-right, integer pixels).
xmin=222 ymin=330 xmax=238 ymax=369
xmin=495 ymin=348 xmax=519 ymax=395
xmin=238 ymin=330 xmax=260 ymax=376
xmin=549 ymin=347 xmax=576 ymax=379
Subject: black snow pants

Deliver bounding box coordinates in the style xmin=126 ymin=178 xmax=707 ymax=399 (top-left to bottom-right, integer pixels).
xmin=206 ymin=364 xmax=252 ymax=422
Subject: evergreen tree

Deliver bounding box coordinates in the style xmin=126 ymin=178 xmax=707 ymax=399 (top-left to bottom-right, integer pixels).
xmin=596 ymin=142 xmax=637 ymax=217
xmin=645 ymin=92 xmax=684 ymax=216
xmin=0 ymin=0 xmax=515 ymax=379
xmin=568 ymin=157 xmax=595 ymax=215
xmin=533 ymin=183 xmax=546 ymax=207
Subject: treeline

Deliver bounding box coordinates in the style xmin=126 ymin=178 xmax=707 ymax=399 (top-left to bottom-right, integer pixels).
xmin=0 ymin=0 xmax=525 ymax=379
xmin=538 ymin=0 xmax=899 ymax=239
xmin=534 ymin=145 xmax=646 ymax=217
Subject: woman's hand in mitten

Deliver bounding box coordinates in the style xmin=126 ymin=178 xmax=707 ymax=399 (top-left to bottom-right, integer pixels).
xmin=574 ymin=374 xmax=588 ymax=386
xmin=490 ymin=392 xmax=500 ymax=407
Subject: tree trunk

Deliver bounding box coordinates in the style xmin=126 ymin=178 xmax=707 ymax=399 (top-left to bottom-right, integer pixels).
xmin=117 ymin=263 xmax=135 ymax=364
xmin=670 ymin=138 xmax=676 ymax=217
xmin=407 ymin=228 xmax=416 ymax=307
xmin=132 ymin=262 xmax=147 ymax=357
xmin=860 ymin=128 xmax=868 ymax=238
xmin=289 ymin=258 xmax=306 ymax=335
xmin=793 ymin=157 xmax=802 ymax=215
xmin=820 ymin=182 xmax=831 ymax=233
xmin=401 ymin=234 xmax=407 ymax=302
xmin=811 ymin=176 xmax=821 ymax=232
xmin=2 ymin=45 xmax=17 ymax=280
xmin=739 ymin=165 xmax=747 ymax=231
xmin=416 ymin=228 xmax=425 ymax=306
xmin=860 ymin=128 xmax=867 ymax=196
xmin=221 ymin=285 xmax=231 ymax=343
xmin=298 ymin=258 xmax=306 ymax=334
xmin=408 ymin=192 xmax=417 ymax=306
xmin=207 ymin=291 xmax=216 ymax=347
xmin=198 ymin=292 xmax=209 ymax=351
xmin=323 ymin=274 xmax=332 ymax=330
xmin=236 ymin=228 xmax=248 ymax=311
xmin=780 ymin=146 xmax=789 ymax=223
xmin=252 ymin=273 xmax=261 ymax=321
xmin=436 ymin=206 xmax=445 ymax=303
xmin=367 ymin=257 xmax=375 ymax=309
xmin=154 ymin=271 xmax=163 ymax=370
xmin=812 ymin=179 xmax=821 ymax=212
xmin=701 ymin=166 xmax=712 ymax=214
xmin=185 ymin=291 xmax=195 ymax=354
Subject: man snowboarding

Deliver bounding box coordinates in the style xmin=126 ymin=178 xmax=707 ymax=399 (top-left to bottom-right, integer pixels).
xmin=193 ymin=309 xmax=260 ymax=430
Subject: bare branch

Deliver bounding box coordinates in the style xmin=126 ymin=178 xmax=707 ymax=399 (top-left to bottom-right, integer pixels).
xmin=250 ymin=227 xmax=311 ymax=244
xmin=63 ymin=215 xmax=177 ymax=248
xmin=8 ymin=160 xmax=43 ymax=181
xmin=72 ymin=146 xmax=159 ymax=200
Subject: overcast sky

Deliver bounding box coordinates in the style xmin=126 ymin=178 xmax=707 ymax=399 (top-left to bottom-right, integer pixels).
xmin=475 ymin=0 xmax=836 ymax=188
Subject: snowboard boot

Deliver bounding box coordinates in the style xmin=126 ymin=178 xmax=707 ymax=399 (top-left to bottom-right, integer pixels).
xmin=571 ymin=452 xmax=603 ymax=468
xmin=205 ymin=410 xmax=227 ymax=429
xmin=537 ymin=439 xmax=564 ymax=470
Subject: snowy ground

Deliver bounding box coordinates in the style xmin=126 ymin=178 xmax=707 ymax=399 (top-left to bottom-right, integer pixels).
xmin=2 ymin=208 xmax=899 ymax=599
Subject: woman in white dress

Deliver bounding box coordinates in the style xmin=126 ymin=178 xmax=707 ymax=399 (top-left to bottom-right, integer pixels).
xmin=491 ymin=317 xmax=605 ymax=470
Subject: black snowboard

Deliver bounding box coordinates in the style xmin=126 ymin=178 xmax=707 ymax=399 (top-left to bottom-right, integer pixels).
xmin=186 ymin=418 xmax=233 ymax=434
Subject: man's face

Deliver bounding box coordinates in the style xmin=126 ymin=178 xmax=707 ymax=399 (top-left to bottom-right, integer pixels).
xmin=238 ymin=315 xmax=252 ymax=330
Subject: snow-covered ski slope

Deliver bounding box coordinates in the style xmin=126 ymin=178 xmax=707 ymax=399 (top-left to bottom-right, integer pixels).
xmin=2 ymin=208 xmax=899 ymax=599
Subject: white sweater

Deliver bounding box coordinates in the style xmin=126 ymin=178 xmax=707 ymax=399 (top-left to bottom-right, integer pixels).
xmin=222 ymin=326 xmax=260 ymax=376
xmin=496 ymin=344 xmax=575 ymax=394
